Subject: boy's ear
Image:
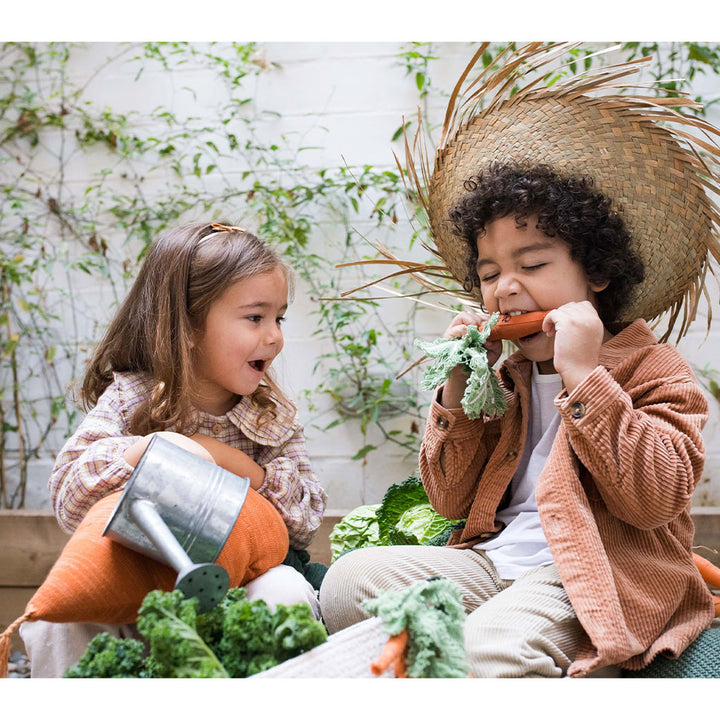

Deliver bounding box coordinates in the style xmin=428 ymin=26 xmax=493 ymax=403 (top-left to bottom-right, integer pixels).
xmin=590 ymin=279 xmax=610 ymax=293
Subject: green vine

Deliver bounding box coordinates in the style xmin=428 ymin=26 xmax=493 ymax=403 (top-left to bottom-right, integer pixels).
xmin=2 ymin=41 xmax=720 ymax=507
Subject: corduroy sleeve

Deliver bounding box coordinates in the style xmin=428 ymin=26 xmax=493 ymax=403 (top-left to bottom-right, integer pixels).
xmin=419 ymin=387 xmax=495 ymax=520
xmin=556 ymin=345 xmax=708 ymax=529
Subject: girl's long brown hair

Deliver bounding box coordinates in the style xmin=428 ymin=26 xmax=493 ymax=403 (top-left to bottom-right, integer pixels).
xmin=80 ymin=222 xmax=294 ymax=435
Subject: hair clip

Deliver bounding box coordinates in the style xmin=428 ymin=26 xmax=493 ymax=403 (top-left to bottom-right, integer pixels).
xmin=210 ymin=223 xmax=247 ymax=233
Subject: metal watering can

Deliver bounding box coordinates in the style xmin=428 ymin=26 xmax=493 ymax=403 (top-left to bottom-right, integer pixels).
xmin=103 ymin=434 xmax=250 ymax=613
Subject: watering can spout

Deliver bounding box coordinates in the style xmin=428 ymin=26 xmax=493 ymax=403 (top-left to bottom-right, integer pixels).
xmin=128 ymin=498 xmax=230 ymax=612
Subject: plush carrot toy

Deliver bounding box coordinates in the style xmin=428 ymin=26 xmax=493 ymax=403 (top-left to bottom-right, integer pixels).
xmin=370 ymin=628 xmax=409 ymax=678
xmin=365 ymin=578 xmax=468 ymax=678
xmin=416 ymin=311 xmax=548 ymax=420
xmin=693 ymin=552 xmax=720 ymax=617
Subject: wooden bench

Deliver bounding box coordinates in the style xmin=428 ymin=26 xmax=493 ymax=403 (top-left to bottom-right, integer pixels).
xmin=3 ymin=508 xmax=719 ymax=653
xmin=0 ymin=511 xmax=339 ymax=652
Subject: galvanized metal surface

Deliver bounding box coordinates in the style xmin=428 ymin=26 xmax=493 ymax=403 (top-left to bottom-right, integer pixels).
xmin=103 ymin=434 xmax=249 ymax=611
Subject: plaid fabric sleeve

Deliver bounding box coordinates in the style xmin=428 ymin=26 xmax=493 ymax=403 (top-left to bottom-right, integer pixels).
xmin=49 ymin=381 xmax=143 ymax=533
xmin=259 ymin=426 xmax=327 ymax=550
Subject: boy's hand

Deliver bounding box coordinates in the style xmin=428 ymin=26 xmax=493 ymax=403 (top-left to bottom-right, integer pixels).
xmin=543 ymin=301 xmax=606 ymax=393
xmin=440 ymin=311 xmax=503 ymax=408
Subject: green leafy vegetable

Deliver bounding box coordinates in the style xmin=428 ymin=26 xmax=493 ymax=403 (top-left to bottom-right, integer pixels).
xmin=415 ymin=313 xmax=507 ymax=419
xmin=216 ymin=591 xmax=281 ymax=677
xmin=376 ymin=474 xmax=462 ymax=546
xmin=272 ymin=602 xmax=329 ymax=664
xmin=330 ymin=475 xmax=464 ymax=561
xmin=63 ymin=632 xmax=146 ymax=678
xmin=137 ymin=589 xmax=228 ymax=678
xmin=329 ymin=503 xmax=381 ymax=561
xmin=64 ymin=586 xmax=327 ymax=678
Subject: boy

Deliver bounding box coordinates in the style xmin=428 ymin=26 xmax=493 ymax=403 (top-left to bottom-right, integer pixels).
xmin=319 ymin=43 xmax=720 ymax=678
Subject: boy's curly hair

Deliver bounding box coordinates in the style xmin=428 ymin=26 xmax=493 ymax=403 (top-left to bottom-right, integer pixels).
xmin=448 ymin=162 xmax=644 ymax=327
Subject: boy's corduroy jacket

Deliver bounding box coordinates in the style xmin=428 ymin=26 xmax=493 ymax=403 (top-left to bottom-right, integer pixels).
xmin=420 ymin=319 xmax=715 ymax=677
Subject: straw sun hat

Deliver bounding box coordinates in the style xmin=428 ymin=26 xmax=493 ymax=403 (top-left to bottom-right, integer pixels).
xmin=353 ymin=42 xmax=720 ymax=342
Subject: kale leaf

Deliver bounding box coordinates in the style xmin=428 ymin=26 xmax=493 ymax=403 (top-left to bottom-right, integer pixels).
xmin=64 ymin=585 xmax=327 ymax=678
xmin=63 ymin=632 xmax=146 ymax=678
xmin=415 ymin=314 xmax=507 ymax=419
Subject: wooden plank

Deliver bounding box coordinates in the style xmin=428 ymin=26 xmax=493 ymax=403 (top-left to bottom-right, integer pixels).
xmin=1 ymin=508 xmax=718 ymax=589
xmin=1 ymin=509 xmax=719 ymax=571
xmin=307 ymin=515 xmax=340 ymax=566
xmin=0 ymin=511 xmax=68 ymax=586
xmin=0 ymin=587 xmax=36 ymax=653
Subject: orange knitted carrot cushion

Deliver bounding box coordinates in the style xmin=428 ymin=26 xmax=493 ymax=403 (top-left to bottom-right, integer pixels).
xmin=0 ymin=487 xmax=289 ymax=676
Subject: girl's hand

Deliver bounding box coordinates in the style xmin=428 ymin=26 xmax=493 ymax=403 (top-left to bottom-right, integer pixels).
xmin=189 ymin=433 xmax=266 ymax=490
xmin=123 ymin=431 xmax=216 ymax=467
xmin=542 ymin=301 xmax=606 ymax=393
xmin=440 ymin=311 xmax=503 ymax=408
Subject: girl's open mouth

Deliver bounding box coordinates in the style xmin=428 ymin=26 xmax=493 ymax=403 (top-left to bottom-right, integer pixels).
xmin=249 ymin=359 xmax=266 ymax=372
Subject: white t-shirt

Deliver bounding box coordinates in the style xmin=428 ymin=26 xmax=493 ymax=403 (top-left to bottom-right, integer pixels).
xmin=474 ymin=363 xmax=562 ymax=579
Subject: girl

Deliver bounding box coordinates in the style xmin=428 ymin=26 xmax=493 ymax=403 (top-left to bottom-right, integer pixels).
xmin=21 ymin=221 xmax=327 ymax=677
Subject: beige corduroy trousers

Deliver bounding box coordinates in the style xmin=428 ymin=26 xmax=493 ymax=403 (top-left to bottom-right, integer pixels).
xmin=319 ymin=545 xmax=588 ymax=678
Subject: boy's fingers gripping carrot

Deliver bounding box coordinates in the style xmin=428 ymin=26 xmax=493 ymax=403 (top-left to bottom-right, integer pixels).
xmin=370 ymin=628 xmax=409 ymax=677
xmin=487 ymin=311 xmax=549 ymax=341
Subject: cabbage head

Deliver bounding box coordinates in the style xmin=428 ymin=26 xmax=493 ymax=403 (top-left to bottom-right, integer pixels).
xmin=386 ymin=502 xmax=459 ymax=546
xmin=328 ymin=475 xmax=464 ymax=563
xmin=377 ymin=475 xmax=462 ymax=546
xmin=329 ymin=504 xmax=381 ymax=561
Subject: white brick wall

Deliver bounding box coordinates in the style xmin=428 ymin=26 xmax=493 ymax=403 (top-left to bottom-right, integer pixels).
xmin=7 ymin=41 xmax=720 ymax=513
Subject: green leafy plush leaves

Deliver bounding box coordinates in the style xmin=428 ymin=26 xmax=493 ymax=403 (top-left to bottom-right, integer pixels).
xmin=363 ymin=577 xmax=469 ymax=678
xmin=415 ymin=313 xmax=507 ymax=419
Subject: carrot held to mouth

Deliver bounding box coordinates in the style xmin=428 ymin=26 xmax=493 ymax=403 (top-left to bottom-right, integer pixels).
xmin=487 ymin=310 xmax=549 ymax=341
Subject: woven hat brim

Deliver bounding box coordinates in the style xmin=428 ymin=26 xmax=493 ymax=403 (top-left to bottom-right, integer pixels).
xmin=430 ymin=92 xmax=715 ymax=324
xmin=402 ymin=43 xmax=720 ymax=341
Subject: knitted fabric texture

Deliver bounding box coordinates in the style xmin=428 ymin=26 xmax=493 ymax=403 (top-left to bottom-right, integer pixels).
xmin=416 ymin=314 xmax=505 ymax=419
xmin=621 ymin=628 xmax=720 ymax=678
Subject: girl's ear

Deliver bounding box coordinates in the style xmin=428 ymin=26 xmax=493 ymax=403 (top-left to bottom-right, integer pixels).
xmin=189 ymin=324 xmax=202 ymax=350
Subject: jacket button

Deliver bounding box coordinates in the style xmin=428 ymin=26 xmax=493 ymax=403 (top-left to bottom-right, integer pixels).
xmin=506 ymin=450 xmax=518 ymax=460
xmin=570 ymin=402 xmax=586 ymax=419
xmin=436 ymin=416 xmax=450 ymax=430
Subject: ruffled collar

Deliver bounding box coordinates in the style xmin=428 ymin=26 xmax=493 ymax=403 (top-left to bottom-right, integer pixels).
xmin=201 ymin=394 xmax=298 ymax=447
